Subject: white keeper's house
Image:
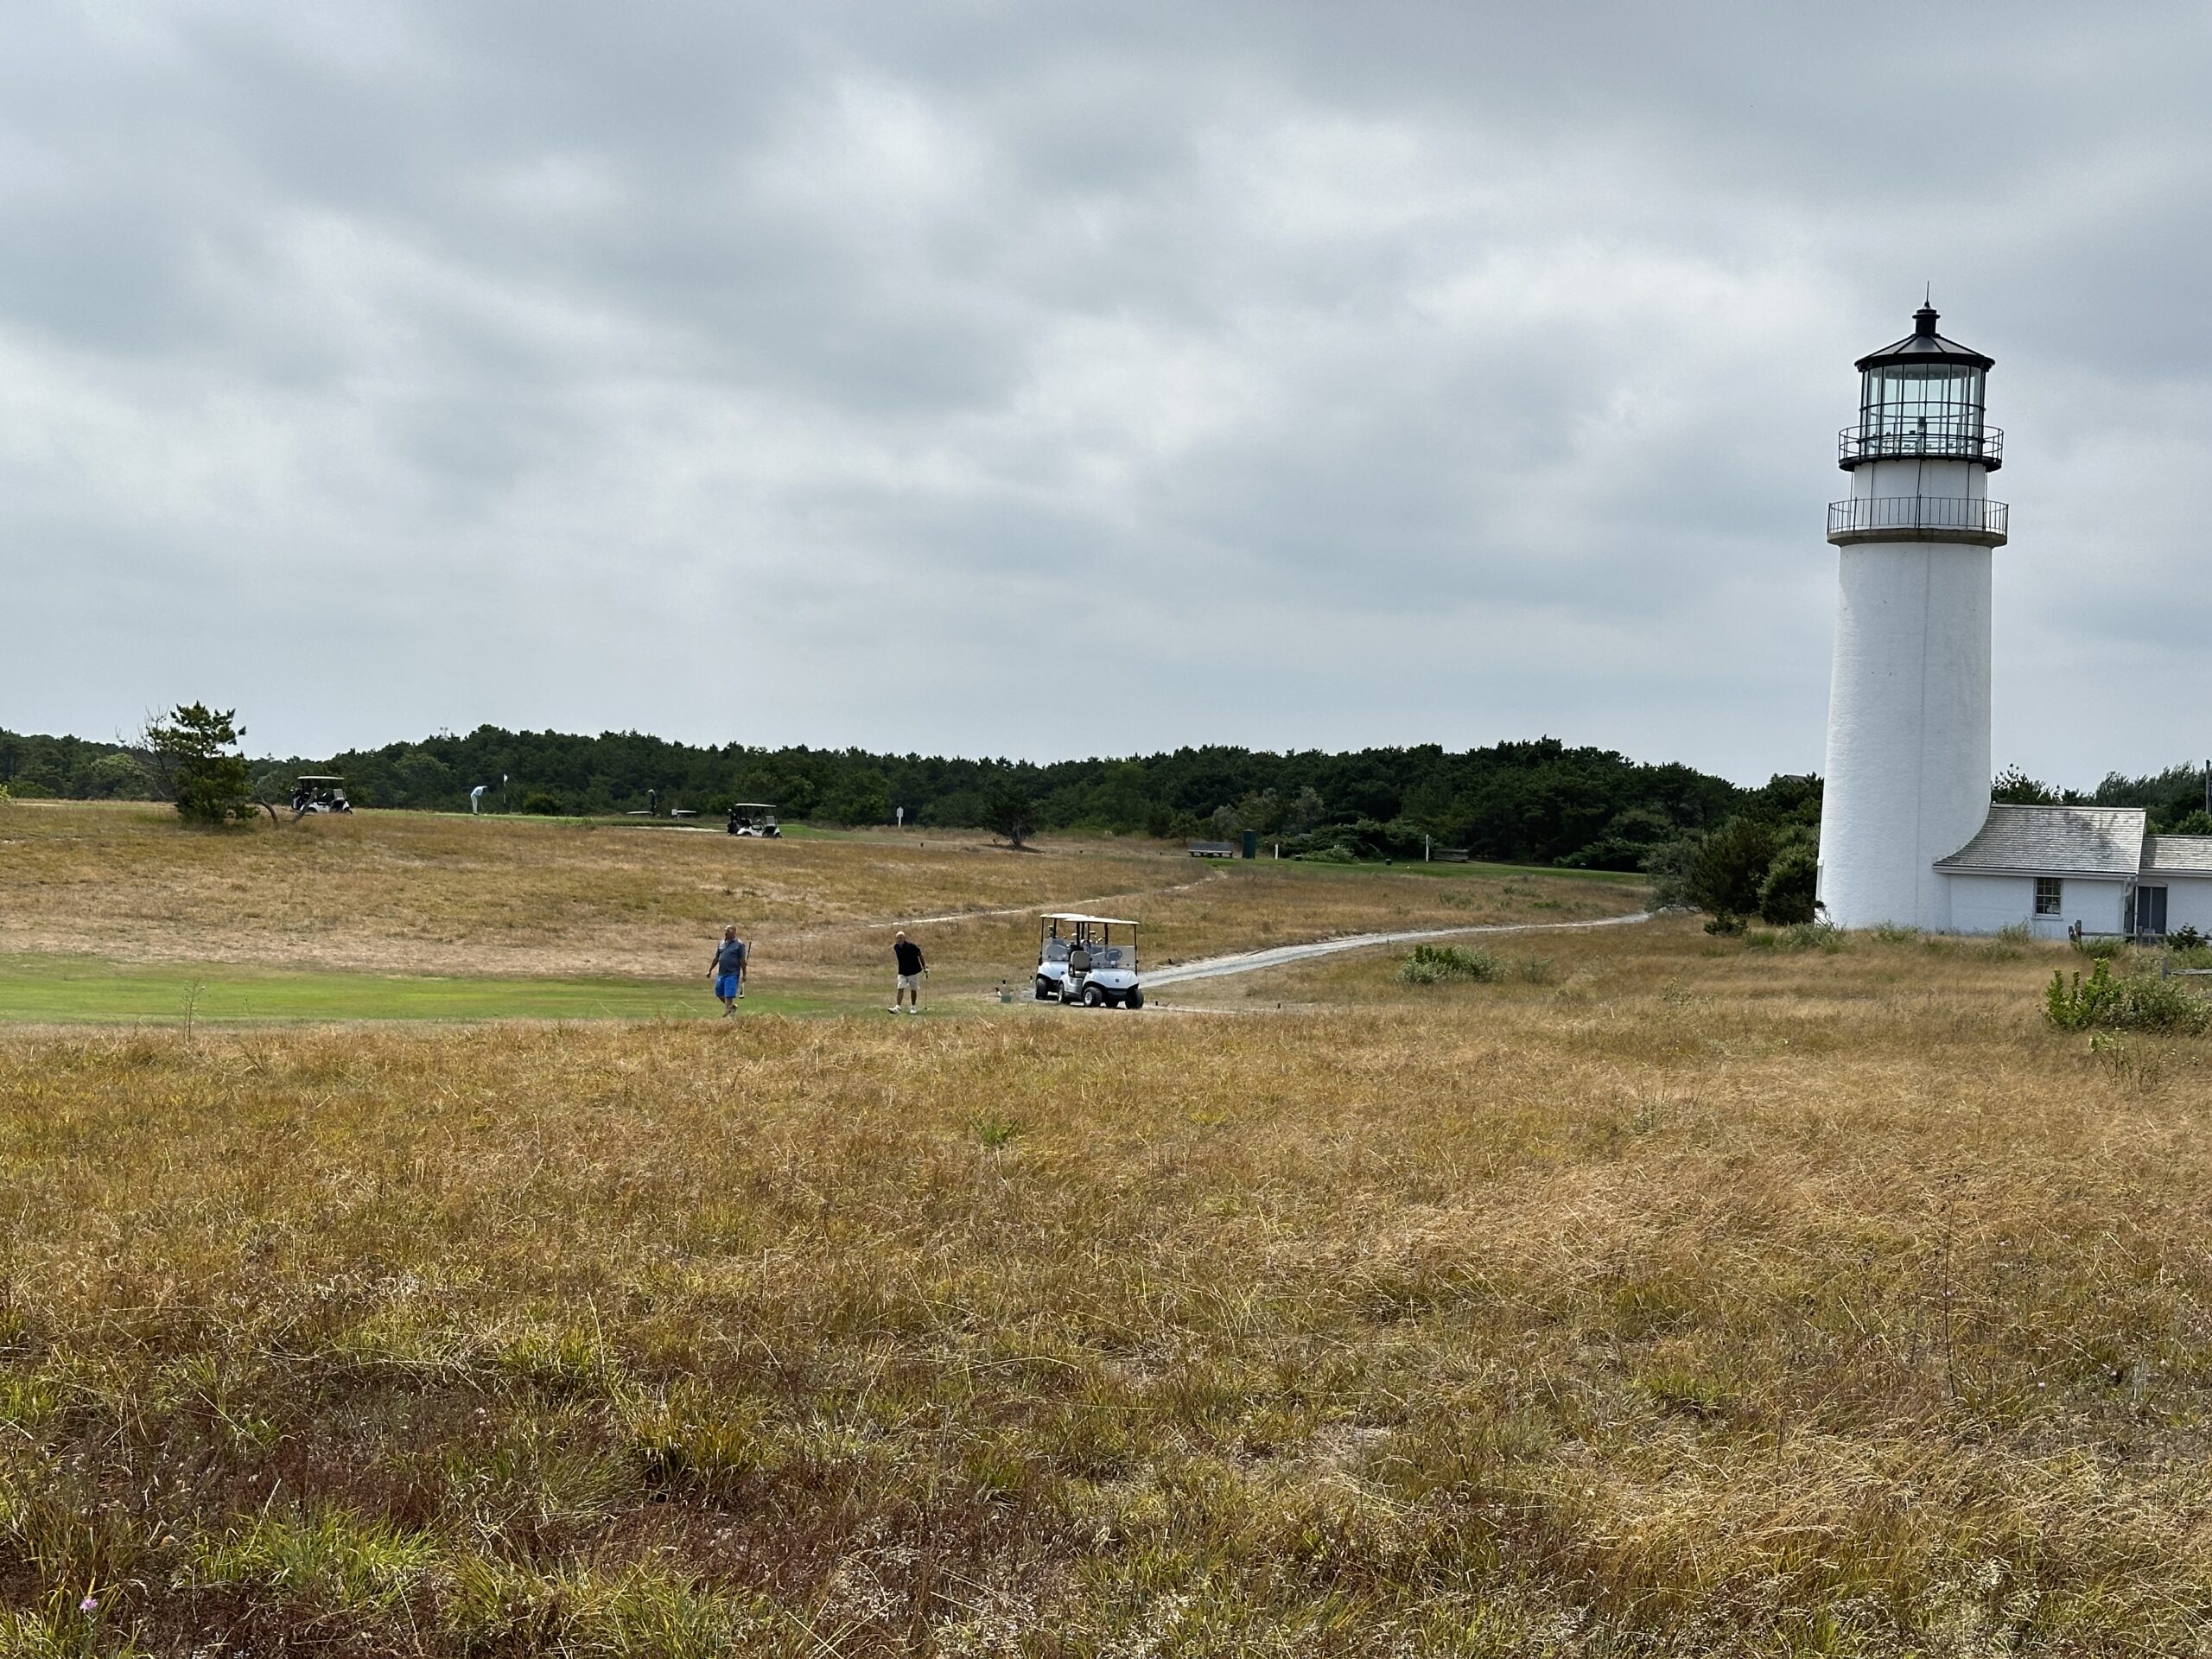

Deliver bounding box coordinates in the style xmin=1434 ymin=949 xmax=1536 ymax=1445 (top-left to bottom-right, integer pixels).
xmin=1815 ymin=303 xmax=2212 ymax=939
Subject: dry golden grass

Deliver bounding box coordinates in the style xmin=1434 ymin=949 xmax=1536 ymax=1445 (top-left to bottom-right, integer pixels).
xmin=0 ymin=802 xmax=1631 ymax=994
xmin=3 ymin=918 xmax=2211 ymax=1653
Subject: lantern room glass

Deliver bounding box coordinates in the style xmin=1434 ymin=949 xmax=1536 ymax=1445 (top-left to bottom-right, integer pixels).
xmin=1858 ymin=363 xmax=1986 ymax=460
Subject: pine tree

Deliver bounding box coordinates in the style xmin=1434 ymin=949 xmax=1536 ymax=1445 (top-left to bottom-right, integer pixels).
xmin=143 ymin=704 xmax=254 ymax=825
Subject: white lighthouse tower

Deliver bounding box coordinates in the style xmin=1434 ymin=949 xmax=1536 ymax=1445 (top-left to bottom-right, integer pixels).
xmin=1817 ymin=303 xmax=2009 ymax=931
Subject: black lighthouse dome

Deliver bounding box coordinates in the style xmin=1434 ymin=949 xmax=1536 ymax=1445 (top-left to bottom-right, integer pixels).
xmin=1839 ymin=303 xmax=2001 ymax=470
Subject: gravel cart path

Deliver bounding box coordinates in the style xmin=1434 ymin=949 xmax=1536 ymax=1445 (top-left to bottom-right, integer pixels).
xmin=1147 ymin=910 xmax=1656 ymax=986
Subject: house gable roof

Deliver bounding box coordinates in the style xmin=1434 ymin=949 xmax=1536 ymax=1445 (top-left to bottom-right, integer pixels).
xmin=1936 ymin=804 xmax=2147 ymax=876
xmin=2144 ymin=836 xmax=2212 ymax=875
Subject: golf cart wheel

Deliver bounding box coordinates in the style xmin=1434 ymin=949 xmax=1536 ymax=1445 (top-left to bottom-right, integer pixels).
xmin=1081 ymin=983 xmax=1106 ymax=1007
xmin=1124 ymin=989 xmax=1143 ymax=1009
xmin=1034 ymin=976 xmax=1054 ymax=1001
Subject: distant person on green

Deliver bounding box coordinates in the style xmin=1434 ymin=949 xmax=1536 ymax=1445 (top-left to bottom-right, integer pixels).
xmin=892 ymin=931 xmax=927 ymax=1014
xmin=709 ymin=926 xmax=748 ymax=1015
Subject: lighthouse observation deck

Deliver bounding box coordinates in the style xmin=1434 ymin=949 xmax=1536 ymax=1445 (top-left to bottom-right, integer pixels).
xmin=1826 ymin=494 xmax=2008 ymax=546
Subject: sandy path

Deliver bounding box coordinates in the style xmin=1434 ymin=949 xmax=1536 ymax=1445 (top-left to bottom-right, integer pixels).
xmin=1147 ymin=910 xmax=1655 ymax=986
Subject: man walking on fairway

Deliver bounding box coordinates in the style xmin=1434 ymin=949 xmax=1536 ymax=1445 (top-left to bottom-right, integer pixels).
xmin=892 ymin=931 xmax=927 ymax=1014
xmin=709 ymin=926 xmax=748 ymax=1016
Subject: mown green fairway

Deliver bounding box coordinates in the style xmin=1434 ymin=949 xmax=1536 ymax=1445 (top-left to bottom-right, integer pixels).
xmin=0 ymin=953 xmax=849 ymax=1025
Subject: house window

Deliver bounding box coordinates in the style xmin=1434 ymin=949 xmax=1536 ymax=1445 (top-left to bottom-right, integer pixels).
xmin=2034 ymin=877 xmax=2062 ymax=916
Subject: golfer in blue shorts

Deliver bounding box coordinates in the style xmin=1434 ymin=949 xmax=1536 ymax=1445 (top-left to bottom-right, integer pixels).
xmin=709 ymin=926 xmax=748 ymax=1016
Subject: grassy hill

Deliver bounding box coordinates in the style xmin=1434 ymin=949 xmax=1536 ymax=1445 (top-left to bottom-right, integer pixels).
xmin=0 ymin=801 xmax=1632 ymax=1020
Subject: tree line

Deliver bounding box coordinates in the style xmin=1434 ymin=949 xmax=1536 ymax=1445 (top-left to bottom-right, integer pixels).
xmin=4 ymin=720 xmax=1777 ymax=868
xmin=6 ymin=716 xmax=2202 ymax=878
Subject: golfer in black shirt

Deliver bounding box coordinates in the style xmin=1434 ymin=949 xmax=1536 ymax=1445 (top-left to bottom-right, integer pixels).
xmin=892 ymin=931 xmax=927 ymax=1014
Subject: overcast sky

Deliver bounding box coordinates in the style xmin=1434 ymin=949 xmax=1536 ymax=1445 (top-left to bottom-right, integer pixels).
xmin=3 ymin=3 xmax=2207 ymax=785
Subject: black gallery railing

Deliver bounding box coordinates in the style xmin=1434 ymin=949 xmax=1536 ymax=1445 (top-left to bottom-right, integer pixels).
xmin=1827 ymin=496 xmax=2010 ymax=539
xmin=1838 ymin=423 xmax=2004 ymax=467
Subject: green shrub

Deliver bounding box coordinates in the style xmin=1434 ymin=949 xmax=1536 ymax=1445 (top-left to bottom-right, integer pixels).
xmin=1399 ymin=944 xmax=1497 ymax=984
xmin=1757 ymin=843 xmax=1818 ymax=925
xmin=1397 ymin=944 xmax=1555 ymax=986
xmin=1996 ymin=922 xmax=2032 ymax=944
xmin=2072 ymin=935 xmax=2129 ymax=960
xmin=520 ymin=792 xmax=565 ymax=817
xmin=2046 ymin=959 xmax=2211 ymax=1034
xmin=2171 ymin=925 xmax=2205 ymax=950
xmin=1638 ymin=835 xmax=1700 ymax=909
xmin=1688 ymin=819 xmax=1778 ymax=916
xmin=1703 ymin=912 xmax=1746 ymax=937
xmin=2170 ymin=944 xmax=2212 ymax=971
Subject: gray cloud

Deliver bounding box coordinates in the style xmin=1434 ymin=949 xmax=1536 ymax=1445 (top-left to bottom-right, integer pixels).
xmin=2 ymin=0 xmax=2208 ymax=785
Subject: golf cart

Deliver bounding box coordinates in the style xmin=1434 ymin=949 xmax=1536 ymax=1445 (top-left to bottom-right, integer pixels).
xmin=1034 ymin=913 xmax=1142 ymax=1008
xmin=290 ymin=775 xmax=353 ymax=817
xmin=727 ymin=803 xmax=780 ymax=837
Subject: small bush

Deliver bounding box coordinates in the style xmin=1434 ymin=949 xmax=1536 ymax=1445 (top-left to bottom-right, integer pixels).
xmin=2169 ymin=944 xmax=2212 ymax=971
xmin=2046 ymin=959 xmax=2212 ymax=1035
xmin=1398 ymin=945 xmax=1554 ymax=986
xmin=1703 ymin=912 xmax=1746 ymax=937
xmin=2072 ymin=935 xmax=2129 ymax=960
xmin=1757 ymin=843 xmax=1818 ymax=925
xmin=1996 ymin=922 xmax=2033 ymax=944
xmin=2171 ymin=925 xmax=2205 ymax=950
xmin=1399 ymin=944 xmax=1497 ymax=984
xmin=520 ymin=792 xmax=565 ymax=817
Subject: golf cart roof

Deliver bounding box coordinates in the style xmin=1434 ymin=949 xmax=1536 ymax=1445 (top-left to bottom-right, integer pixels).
xmin=729 ymin=802 xmax=777 ymax=810
xmin=296 ymin=774 xmax=346 ymax=783
xmin=1040 ymin=912 xmax=1136 ymax=926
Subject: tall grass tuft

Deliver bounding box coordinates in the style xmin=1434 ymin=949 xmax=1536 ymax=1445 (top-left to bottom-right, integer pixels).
xmin=1745 ymin=923 xmax=1847 ymax=954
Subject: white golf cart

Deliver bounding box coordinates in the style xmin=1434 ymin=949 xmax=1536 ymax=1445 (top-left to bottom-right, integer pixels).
xmin=290 ymin=775 xmax=353 ymax=817
xmin=1034 ymin=913 xmax=1143 ymax=1008
xmin=727 ymin=803 xmax=780 ymax=838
